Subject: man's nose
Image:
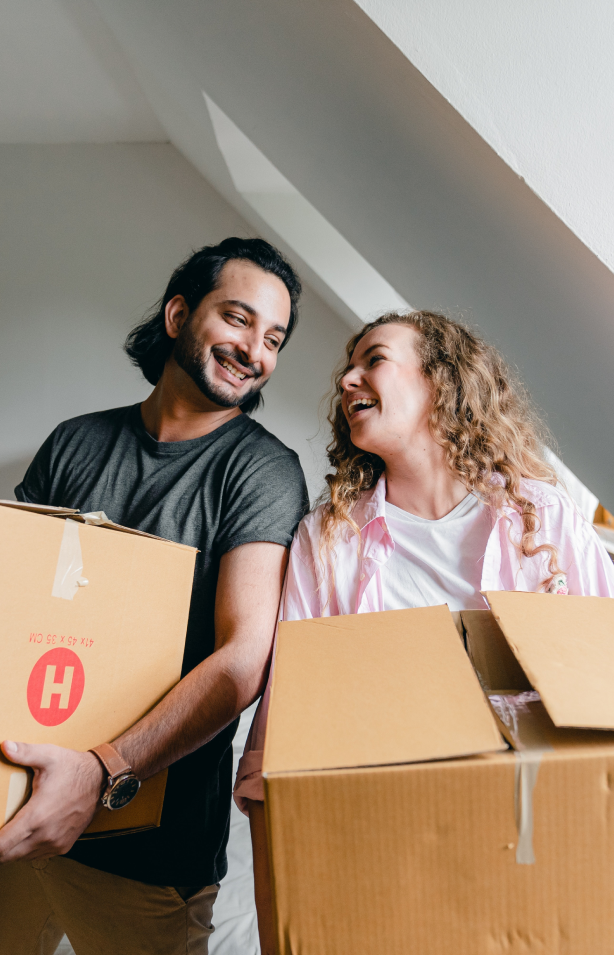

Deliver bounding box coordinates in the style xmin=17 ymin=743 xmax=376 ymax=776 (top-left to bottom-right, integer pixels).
xmin=236 ymin=332 xmax=264 ymax=366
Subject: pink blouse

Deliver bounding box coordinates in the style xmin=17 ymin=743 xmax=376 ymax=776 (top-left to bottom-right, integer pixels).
xmin=234 ymin=476 xmax=614 ymax=812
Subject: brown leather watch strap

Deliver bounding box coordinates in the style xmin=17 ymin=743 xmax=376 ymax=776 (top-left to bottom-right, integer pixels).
xmin=89 ymin=743 xmax=132 ymax=780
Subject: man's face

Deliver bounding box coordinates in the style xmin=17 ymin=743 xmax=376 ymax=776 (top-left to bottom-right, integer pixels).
xmin=168 ymin=260 xmax=291 ymax=409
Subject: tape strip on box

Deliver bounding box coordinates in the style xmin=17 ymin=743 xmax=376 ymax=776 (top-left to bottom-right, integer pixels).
xmin=489 ymin=692 xmax=552 ymax=865
xmin=51 ymin=519 xmax=88 ymax=600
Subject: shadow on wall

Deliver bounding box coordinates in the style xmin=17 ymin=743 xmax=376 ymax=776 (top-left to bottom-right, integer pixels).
xmin=0 ymin=457 xmax=32 ymax=501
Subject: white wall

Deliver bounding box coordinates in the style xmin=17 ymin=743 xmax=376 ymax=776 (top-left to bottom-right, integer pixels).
xmin=354 ymin=0 xmax=614 ymax=274
xmin=88 ymin=0 xmax=614 ymax=508
xmin=0 ymin=143 xmax=349 ymax=501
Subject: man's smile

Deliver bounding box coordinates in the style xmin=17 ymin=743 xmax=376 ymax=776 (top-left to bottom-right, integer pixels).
xmin=212 ymin=349 xmax=258 ymax=385
xmin=215 ymin=354 xmax=248 ymax=381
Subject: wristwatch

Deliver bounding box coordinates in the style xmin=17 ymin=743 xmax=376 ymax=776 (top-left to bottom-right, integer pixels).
xmin=89 ymin=743 xmax=141 ymax=811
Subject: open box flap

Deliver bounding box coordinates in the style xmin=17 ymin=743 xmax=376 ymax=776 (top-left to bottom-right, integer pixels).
xmin=461 ymin=609 xmax=532 ymax=693
xmin=263 ymin=605 xmax=505 ymax=775
xmin=0 ymin=501 xmax=195 ymax=550
xmin=0 ymin=500 xmax=78 ymax=517
xmin=484 ymin=591 xmax=614 ymax=729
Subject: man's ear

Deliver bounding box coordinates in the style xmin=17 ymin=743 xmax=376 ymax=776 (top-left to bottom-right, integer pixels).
xmin=165 ymin=295 xmax=190 ymax=340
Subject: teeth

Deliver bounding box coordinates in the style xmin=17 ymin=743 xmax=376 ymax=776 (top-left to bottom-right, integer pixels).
xmin=349 ymin=398 xmax=378 ymax=414
xmin=219 ymin=358 xmax=246 ymax=380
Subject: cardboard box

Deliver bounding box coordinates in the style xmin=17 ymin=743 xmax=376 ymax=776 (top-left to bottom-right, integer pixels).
xmin=0 ymin=501 xmax=196 ymax=836
xmin=264 ymin=595 xmax=614 ymax=955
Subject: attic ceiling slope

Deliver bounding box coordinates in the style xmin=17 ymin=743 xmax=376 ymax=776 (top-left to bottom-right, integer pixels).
xmin=354 ymin=0 xmax=614 ymax=275
xmin=91 ymin=0 xmax=614 ymax=507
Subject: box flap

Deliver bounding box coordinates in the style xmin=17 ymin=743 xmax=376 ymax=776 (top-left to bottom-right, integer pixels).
xmin=68 ymin=512 xmax=185 ymax=545
xmin=484 ymin=591 xmax=614 ymax=729
xmin=461 ymin=609 xmax=532 ymax=693
xmin=0 ymin=500 xmax=78 ymax=517
xmin=263 ymin=606 xmax=505 ymax=775
xmin=0 ymin=500 xmax=195 ymax=549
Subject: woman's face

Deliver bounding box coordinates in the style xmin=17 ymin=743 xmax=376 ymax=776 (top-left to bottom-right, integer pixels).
xmin=340 ymin=324 xmax=434 ymax=459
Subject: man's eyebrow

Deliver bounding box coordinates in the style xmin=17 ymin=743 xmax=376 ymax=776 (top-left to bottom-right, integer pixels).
xmin=222 ymin=299 xmax=257 ymax=316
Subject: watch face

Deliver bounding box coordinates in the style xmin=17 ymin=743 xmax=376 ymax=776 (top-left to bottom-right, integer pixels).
xmin=107 ymin=774 xmax=140 ymax=811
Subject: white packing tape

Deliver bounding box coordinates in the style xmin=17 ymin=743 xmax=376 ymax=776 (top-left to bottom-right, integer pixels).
xmin=80 ymin=511 xmax=109 ymax=525
xmin=489 ymin=692 xmax=553 ymax=865
xmin=514 ymin=749 xmax=548 ymax=864
xmin=51 ymin=519 xmax=88 ymax=600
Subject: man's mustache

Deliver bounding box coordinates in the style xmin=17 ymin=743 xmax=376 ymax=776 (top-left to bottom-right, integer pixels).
xmin=210 ymin=345 xmax=263 ymax=380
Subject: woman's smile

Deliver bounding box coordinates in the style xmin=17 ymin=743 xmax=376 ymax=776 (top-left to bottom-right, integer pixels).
xmin=347 ymin=396 xmax=379 ymax=417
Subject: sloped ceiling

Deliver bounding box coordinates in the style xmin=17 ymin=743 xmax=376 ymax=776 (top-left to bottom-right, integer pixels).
xmin=1 ymin=0 xmax=612 ymax=505
xmin=355 ymin=0 xmax=614 ymax=276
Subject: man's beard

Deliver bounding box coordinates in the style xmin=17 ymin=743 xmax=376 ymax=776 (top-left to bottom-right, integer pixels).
xmin=173 ymin=318 xmax=265 ymax=409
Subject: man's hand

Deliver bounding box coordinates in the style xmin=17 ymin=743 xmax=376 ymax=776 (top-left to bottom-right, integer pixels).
xmin=0 ymin=740 xmax=104 ymax=863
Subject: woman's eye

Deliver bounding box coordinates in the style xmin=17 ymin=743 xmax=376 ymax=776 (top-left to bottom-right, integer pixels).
xmin=369 ymin=354 xmax=384 ymax=366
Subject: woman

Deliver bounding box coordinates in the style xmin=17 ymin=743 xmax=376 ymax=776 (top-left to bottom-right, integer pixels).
xmin=235 ymin=311 xmax=614 ymax=952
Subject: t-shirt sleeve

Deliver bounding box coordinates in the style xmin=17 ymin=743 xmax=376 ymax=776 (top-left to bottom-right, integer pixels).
xmin=14 ymin=429 xmax=57 ymax=504
xmin=215 ymin=449 xmax=309 ymax=556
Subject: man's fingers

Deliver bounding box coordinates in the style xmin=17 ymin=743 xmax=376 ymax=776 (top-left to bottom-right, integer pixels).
xmin=0 ymin=800 xmax=77 ymax=864
xmin=1 ymin=740 xmax=55 ymax=770
xmin=1 ymin=740 xmax=21 ymax=764
xmin=0 ymin=807 xmax=35 ymax=863
xmin=0 ymin=746 xmax=102 ymax=864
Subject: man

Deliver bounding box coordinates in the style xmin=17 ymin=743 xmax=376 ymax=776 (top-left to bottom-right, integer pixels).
xmin=0 ymin=237 xmax=309 ymax=953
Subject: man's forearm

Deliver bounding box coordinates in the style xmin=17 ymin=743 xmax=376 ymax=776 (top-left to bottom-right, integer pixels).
xmin=112 ymin=640 xmax=266 ymax=780
xmin=113 ymin=540 xmax=287 ymax=779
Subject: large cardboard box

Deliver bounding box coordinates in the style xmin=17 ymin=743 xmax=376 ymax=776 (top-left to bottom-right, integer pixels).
xmin=0 ymin=501 xmax=196 ymax=836
xmin=264 ymin=595 xmax=614 ymax=955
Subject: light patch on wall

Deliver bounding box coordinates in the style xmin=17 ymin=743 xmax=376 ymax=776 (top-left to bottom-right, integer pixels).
xmin=544 ymin=447 xmax=598 ymax=523
xmin=204 ymin=93 xmax=409 ymax=327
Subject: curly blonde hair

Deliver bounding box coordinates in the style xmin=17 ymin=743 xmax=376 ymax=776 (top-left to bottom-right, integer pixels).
xmin=322 ymin=310 xmax=562 ymax=589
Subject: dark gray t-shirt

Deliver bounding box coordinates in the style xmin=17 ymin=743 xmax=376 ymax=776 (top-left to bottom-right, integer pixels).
xmin=16 ymin=404 xmax=308 ymax=886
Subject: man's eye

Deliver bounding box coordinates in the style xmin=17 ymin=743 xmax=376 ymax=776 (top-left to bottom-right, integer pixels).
xmin=266 ymin=338 xmax=281 ymax=349
xmin=226 ymin=312 xmax=246 ymax=324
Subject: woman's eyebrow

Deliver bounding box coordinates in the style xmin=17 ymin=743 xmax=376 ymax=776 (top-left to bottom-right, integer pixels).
xmin=361 ymin=342 xmax=389 ymax=357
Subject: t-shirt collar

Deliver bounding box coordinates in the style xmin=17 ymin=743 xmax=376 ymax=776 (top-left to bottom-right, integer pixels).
xmin=129 ymin=403 xmax=249 ymax=455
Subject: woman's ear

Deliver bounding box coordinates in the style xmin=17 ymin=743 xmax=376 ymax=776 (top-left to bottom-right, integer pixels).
xmin=164 ymin=295 xmax=190 ymax=340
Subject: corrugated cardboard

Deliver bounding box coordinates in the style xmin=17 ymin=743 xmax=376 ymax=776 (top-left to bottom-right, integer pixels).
xmin=0 ymin=503 xmax=196 ymax=836
xmin=485 ymin=591 xmax=614 ymax=729
xmin=264 ymin=606 xmax=504 ymax=775
xmin=265 ymin=597 xmax=614 ymax=955
xmin=461 ymin=608 xmax=532 ymax=693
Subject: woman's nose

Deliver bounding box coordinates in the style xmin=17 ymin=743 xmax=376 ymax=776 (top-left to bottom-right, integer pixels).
xmin=340 ymin=368 xmax=361 ymax=391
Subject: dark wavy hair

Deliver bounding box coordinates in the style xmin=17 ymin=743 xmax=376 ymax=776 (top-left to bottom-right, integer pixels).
xmin=124 ymin=236 xmax=302 ymax=414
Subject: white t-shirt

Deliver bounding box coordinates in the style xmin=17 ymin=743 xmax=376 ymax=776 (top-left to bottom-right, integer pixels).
xmin=382 ymin=493 xmax=492 ymax=612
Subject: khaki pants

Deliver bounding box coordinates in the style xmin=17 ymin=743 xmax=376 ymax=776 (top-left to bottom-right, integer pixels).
xmin=0 ymin=857 xmax=219 ymax=955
